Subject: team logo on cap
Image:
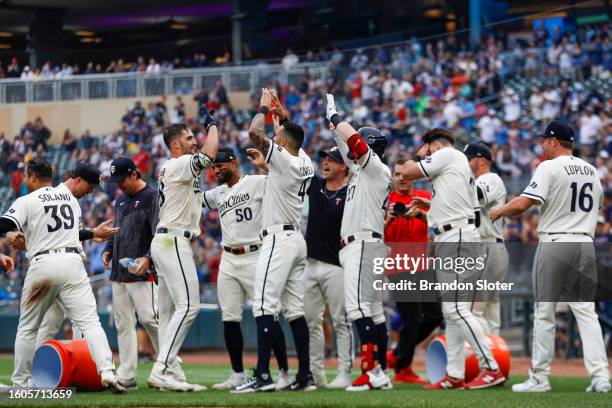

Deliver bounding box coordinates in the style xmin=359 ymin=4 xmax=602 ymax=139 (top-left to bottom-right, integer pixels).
xmin=110 ymin=165 xmax=116 ymax=174
xmin=331 ymin=147 xmax=339 ymax=152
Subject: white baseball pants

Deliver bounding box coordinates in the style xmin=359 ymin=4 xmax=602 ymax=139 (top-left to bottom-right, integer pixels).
xmin=217 ymin=251 xmax=258 ymax=322
xmin=472 ymin=241 xmax=508 ymax=336
xmin=151 ymin=234 xmax=200 ymax=370
xmin=112 ymin=281 xmax=159 ymax=383
xmin=12 ymin=253 xmax=115 ymax=387
xmin=435 ymin=226 xmax=499 ymax=380
xmin=252 ymin=230 xmax=306 ymax=321
xmin=339 ymin=239 xmax=386 ymax=324
xmin=303 ymin=258 xmax=354 ymax=376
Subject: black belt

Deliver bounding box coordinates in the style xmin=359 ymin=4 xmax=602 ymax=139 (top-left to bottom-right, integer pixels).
xmin=433 ymin=219 xmax=475 ymax=235
xmin=223 ymin=244 xmax=260 ymax=255
xmin=34 ymin=247 xmax=80 ymax=258
xmin=339 ymin=232 xmax=382 ymax=249
xmin=547 ymin=232 xmax=590 ymax=236
xmin=261 ymin=225 xmax=296 ymax=237
xmin=496 ymin=238 xmax=503 ymax=243
xmin=156 ymin=227 xmax=197 ymax=242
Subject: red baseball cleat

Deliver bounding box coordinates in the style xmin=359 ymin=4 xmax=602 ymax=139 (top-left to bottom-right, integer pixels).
xmin=464 ymin=369 xmax=506 ymax=390
xmin=422 ymin=374 xmax=464 ymax=390
xmin=346 ymin=372 xmax=372 ymax=391
xmin=393 ymin=366 xmax=428 ymax=384
xmin=386 ymin=350 xmax=396 ymax=370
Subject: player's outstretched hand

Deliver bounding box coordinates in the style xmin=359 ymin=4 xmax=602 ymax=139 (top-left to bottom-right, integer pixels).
xmin=410 ymin=196 xmax=431 ymax=209
xmin=133 ymin=257 xmax=151 ymax=276
xmin=200 ymin=101 xmax=218 ymax=132
xmin=246 ymin=148 xmax=268 ymax=171
xmin=102 ymin=251 xmax=112 ymax=270
xmin=0 ymin=253 xmax=14 ymax=274
xmin=93 ymin=220 xmax=120 ymax=242
xmin=259 ymin=88 xmax=272 ymax=110
xmin=5 ymin=231 xmax=26 ymax=251
xmin=326 ymin=93 xmax=338 ymax=121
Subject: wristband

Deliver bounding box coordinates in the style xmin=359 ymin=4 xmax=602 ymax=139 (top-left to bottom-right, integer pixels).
xmin=413 ymin=155 xmax=422 ymax=162
xmin=83 ymin=229 xmax=94 ymax=240
xmin=279 ymin=117 xmax=288 ymax=126
xmin=330 ymin=114 xmax=343 ymax=127
xmin=258 ymin=106 xmax=270 ymax=115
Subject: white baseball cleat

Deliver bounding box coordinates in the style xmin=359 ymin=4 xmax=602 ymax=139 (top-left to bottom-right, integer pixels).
xmin=312 ymin=369 xmax=328 ymax=388
xmin=327 ymin=372 xmax=352 ymax=389
xmin=212 ymin=372 xmax=247 ymax=390
xmin=275 ymin=369 xmax=291 ymax=391
xmin=511 ymin=377 xmax=551 ymax=393
xmin=147 ymin=363 xmax=191 ymax=392
xmin=167 ymin=358 xmax=187 ymax=382
xmin=586 ymin=376 xmax=611 ymax=393
xmin=368 ymin=366 xmax=392 ymax=390
xmin=100 ymin=370 xmax=127 ymax=394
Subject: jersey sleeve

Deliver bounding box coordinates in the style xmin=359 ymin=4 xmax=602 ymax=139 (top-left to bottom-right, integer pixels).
xmin=1 ymin=197 xmax=28 ymax=232
xmin=476 ymin=175 xmax=503 ymax=207
xmin=202 ymin=186 xmax=219 ymax=210
xmin=417 ymin=148 xmax=454 ymax=178
xmin=171 ymin=153 xmax=214 ymax=183
xmin=521 ymin=163 xmax=551 ymax=204
xmin=332 ymin=132 xmax=359 ymax=174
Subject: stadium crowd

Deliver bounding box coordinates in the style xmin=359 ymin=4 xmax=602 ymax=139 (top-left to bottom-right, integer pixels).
xmin=0 ymin=23 xmax=611 ymax=304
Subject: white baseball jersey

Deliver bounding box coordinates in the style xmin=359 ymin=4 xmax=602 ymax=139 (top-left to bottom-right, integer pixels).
xmin=157 ymin=153 xmax=213 ymax=235
xmin=418 ymin=147 xmax=479 ymax=228
xmin=261 ymin=140 xmax=314 ymax=228
xmin=341 ymin=148 xmax=392 ymax=237
xmin=475 ymin=172 xmax=506 ymax=240
xmin=203 ymin=175 xmax=266 ymax=246
xmin=1 ymin=183 xmax=82 ymax=257
xmin=521 ymin=155 xmax=603 ymax=236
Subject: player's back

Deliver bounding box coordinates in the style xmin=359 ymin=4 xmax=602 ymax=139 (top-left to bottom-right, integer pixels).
xmin=341 ymin=150 xmax=391 ymax=237
xmin=526 ymin=156 xmax=602 ymax=236
xmin=157 ymin=155 xmax=203 ymax=235
xmin=261 ymin=145 xmax=314 ymax=228
xmin=5 ymin=184 xmax=82 ymax=257
xmin=204 ymin=175 xmax=266 ymax=246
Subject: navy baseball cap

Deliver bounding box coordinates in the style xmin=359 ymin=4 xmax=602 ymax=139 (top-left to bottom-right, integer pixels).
xmin=538 ymin=120 xmax=574 ymax=142
xmin=464 ymin=143 xmax=492 ymax=161
xmin=318 ymin=146 xmax=345 ymax=164
xmin=109 ymin=157 xmax=137 ymax=182
xmin=215 ymin=148 xmax=237 ymax=163
xmin=74 ymin=162 xmax=103 ymax=191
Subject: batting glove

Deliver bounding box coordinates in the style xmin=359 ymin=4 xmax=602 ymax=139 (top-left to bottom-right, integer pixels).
xmin=200 ymin=101 xmax=218 ymax=132
xmin=326 ymin=94 xmax=339 ymax=121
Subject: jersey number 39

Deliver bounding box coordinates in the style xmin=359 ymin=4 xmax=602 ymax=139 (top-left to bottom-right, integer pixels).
xmin=44 ymin=204 xmax=74 ymax=232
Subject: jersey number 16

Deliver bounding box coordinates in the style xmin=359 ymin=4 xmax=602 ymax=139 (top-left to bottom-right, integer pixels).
xmin=569 ymin=182 xmax=593 ymax=212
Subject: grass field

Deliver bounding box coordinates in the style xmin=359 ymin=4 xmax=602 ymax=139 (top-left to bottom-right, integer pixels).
xmin=0 ymin=358 xmax=609 ymax=408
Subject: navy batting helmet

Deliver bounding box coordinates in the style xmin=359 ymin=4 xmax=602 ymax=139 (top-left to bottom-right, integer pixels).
xmin=357 ymin=127 xmax=387 ymax=159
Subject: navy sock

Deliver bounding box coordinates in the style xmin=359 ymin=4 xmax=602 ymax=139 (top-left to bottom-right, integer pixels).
xmin=376 ymin=323 xmax=388 ymax=370
xmin=289 ymin=317 xmax=310 ymax=380
xmin=255 ymin=315 xmax=274 ymax=376
xmin=354 ymin=317 xmax=376 ymax=345
xmin=223 ymin=321 xmax=243 ymax=373
xmin=271 ymin=320 xmax=289 ymax=371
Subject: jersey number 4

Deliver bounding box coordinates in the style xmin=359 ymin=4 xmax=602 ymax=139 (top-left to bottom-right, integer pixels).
xmin=569 ymin=182 xmax=593 ymax=212
xmin=44 ymin=204 xmax=74 ymax=232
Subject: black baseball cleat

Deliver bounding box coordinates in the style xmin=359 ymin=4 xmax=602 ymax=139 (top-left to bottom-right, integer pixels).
xmin=230 ymin=370 xmax=276 ymax=393
xmin=284 ymin=374 xmax=317 ymax=392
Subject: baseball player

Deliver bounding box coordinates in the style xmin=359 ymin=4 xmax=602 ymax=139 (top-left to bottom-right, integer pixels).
xmin=325 ymin=93 xmax=392 ymax=391
xmin=402 ymin=128 xmax=505 ymax=390
xmin=303 ymin=146 xmax=353 ymax=389
xmin=203 ymin=147 xmax=290 ymax=390
xmin=0 ymin=159 xmax=125 ymax=393
xmin=232 ymin=89 xmax=315 ymax=392
xmin=102 ymin=157 xmax=160 ymax=390
xmin=490 ymin=120 xmax=610 ymax=393
xmin=148 ymin=106 xmax=218 ymax=392
xmin=463 ymin=143 xmax=508 ymax=335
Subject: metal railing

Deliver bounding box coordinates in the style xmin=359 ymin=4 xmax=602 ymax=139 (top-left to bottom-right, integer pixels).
xmin=0 ymin=62 xmax=330 ymax=104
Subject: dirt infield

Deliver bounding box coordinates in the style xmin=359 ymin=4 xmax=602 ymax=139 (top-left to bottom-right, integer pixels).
xmin=179 ymin=351 xmax=592 ymax=378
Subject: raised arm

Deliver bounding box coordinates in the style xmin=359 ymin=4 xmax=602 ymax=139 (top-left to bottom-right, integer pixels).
xmin=200 ymin=102 xmax=219 ymax=160
xmin=248 ymin=88 xmax=272 ymax=157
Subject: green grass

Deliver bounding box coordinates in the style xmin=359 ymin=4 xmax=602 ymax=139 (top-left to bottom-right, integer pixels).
xmin=0 ymin=358 xmax=609 ymax=407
